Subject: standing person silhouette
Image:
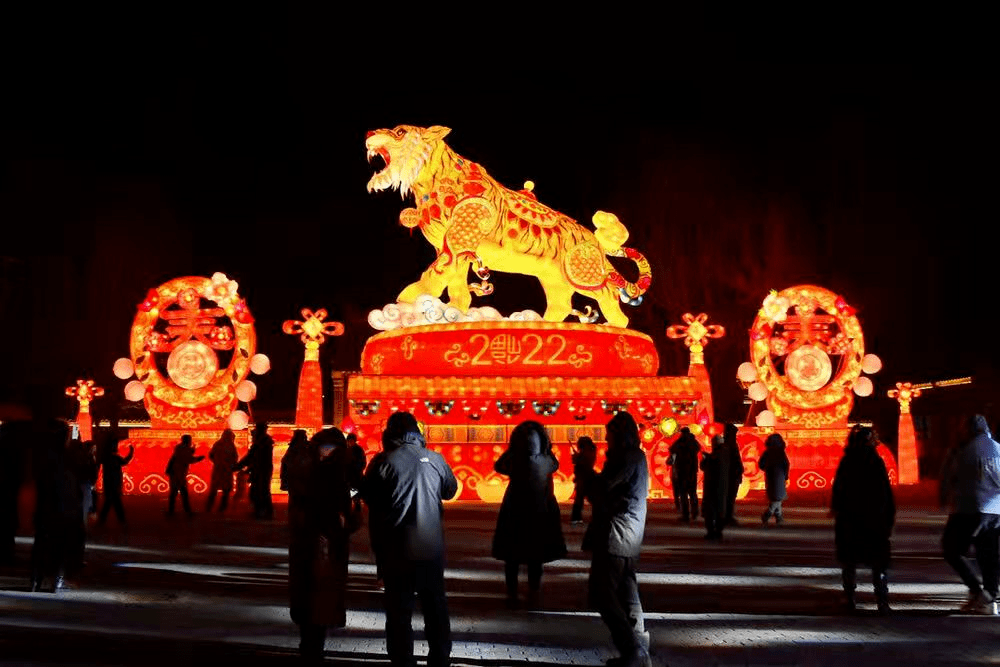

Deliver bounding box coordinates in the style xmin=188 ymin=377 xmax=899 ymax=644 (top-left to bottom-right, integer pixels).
xmin=723 ymin=423 xmax=745 ymax=526
xmin=668 ymin=427 xmax=700 ymax=523
xmin=583 ymin=411 xmax=651 ymax=667
xmin=570 ymin=436 xmax=597 ymax=526
xmin=700 ymin=434 xmax=729 ymax=541
xmin=759 ymin=433 xmax=790 ymax=525
xmin=165 ymin=434 xmax=204 ymax=517
xmin=97 ymin=430 xmax=133 ymax=527
xmin=206 ymin=428 xmax=238 ymax=513
xmin=832 ymin=426 xmax=895 ymax=613
xmin=492 ymin=420 xmax=567 ymax=609
xmin=236 ymin=422 xmax=275 ymax=520
xmin=287 ymin=428 xmax=359 ymax=663
xmin=360 ymin=412 xmax=458 ymax=667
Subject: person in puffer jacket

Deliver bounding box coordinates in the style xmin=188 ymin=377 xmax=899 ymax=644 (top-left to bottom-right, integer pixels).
xmin=582 ymin=411 xmax=651 ymax=667
xmin=941 ymin=413 xmax=1000 ymax=615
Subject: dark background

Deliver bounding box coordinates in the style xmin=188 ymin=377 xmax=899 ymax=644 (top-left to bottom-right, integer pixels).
xmin=1 ymin=9 xmax=997 ymax=456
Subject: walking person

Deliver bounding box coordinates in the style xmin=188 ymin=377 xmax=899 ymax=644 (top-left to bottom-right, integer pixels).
xmin=759 ymin=433 xmax=790 ymax=525
xmin=492 ymin=420 xmax=567 ymax=609
xmin=570 ymin=435 xmax=597 ymax=525
xmin=165 ymin=434 xmax=204 ymax=517
xmin=96 ymin=430 xmax=133 ymax=527
xmin=940 ymin=413 xmax=1000 ymax=615
xmin=236 ymin=422 xmax=275 ymax=520
xmin=286 ymin=428 xmax=360 ymax=663
xmin=582 ymin=411 xmax=651 ymax=667
xmin=206 ymin=428 xmax=238 ymax=513
xmin=700 ymin=434 xmax=729 ymax=541
xmin=668 ymin=427 xmax=700 ymax=523
xmin=724 ymin=423 xmax=745 ymax=526
xmin=831 ymin=426 xmax=895 ymax=613
xmin=360 ymin=411 xmax=458 ymax=667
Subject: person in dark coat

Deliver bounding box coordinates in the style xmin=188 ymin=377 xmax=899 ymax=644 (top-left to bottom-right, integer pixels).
xmin=97 ymin=430 xmax=133 ymax=527
xmin=206 ymin=428 xmax=238 ymax=512
xmin=759 ymin=433 xmax=790 ymax=525
xmin=165 ymin=434 xmax=204 ymax=517
xmin=570 ymin=435 xmax=598 ymax=525
xmin=723 ymin=423 xmax=745 ymax=526
xmin=363 ymin=433 xmax=399 ymax=587
xmin=492 ymin=420 xmax=567 ymax=609
xmin=65 ymin=437 xmax=97 ymax=572
xmin=831 ymin=425 xmax=895 ymax=613
xmin=360 ymin=411 xmax=458 ymax=667
xmin=582 ymin=411 xmax=651 ymax=667
xmin=0 ymin=420 xmax=30 ymax=566
xmin=700 ymin=434 xmax=729 ymax=541
xmin=668 ymin=427 xmax=700 ymax=523
xmin=236 ymin=422 xmax=275 ymax=519
xmin=287 ymin=427 xmax=359 ymax=663
xmin=30 ymin=418 xmax=82 ymax=592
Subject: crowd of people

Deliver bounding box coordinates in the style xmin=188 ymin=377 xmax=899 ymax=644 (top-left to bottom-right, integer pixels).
xmin=2 ymin=409 xmax=1000 ymax=665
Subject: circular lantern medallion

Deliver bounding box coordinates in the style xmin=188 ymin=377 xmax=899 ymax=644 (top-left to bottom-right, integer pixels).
xmin=128 ymin=274 xmax=256 ymax=429
xmin=785 ymin=345 xmax=833 ymax=392
xmin=748 ymin=285 xmax=865 ymax=426
xmin=167 ymin=340 xmax=218 ymax=389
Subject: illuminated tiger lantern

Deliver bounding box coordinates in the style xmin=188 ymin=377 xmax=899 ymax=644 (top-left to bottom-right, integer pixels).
xmin=365 ymin=125 xmax=651 ymax=328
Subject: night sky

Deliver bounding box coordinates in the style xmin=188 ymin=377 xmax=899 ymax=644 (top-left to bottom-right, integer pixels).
xmin=2 ymin=10 xmax=997 ymax=439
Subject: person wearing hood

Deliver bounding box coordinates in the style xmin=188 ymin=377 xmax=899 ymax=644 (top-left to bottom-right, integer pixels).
xmin=700 ymin=434 xmax=729 ymax=541
xmin=583 ymin=411 xmax=651 ymax=667
xmin=723 ymin=423 xmax=745 ymax=526
xmin=668 ymin=427 xmax=700 ymax=523
xmin=287 ymin=427 xmax=358 ymax=663
xmin=759 ymin=433 xmax=790 ymax=525
xmin=359 ymin=411 xmax=457 ymax=667
xmin=492 ymin=420 xmax=567 ymax=609
xmin=831 ymin=426 xmax=895 ymax=613
xmin=940 ymin=413 xmax=1000 ymax=615
xmin=206 ymin=428 xmax=238 ymax=513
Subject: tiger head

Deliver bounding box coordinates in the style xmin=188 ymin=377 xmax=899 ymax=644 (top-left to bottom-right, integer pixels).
xmin=365 ymin=125 xmax=452 ymax=198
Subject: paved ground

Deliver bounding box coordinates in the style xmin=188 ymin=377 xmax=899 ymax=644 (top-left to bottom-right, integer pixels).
xmin=2 ymin=485 xmax=999 ymax=666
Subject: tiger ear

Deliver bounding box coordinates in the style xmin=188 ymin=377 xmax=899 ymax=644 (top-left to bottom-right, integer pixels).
xmin=423 ymin=125 xmax=452 ymax=141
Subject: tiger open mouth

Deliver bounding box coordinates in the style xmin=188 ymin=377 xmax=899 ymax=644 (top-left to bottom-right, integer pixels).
xmin=365 ymin=146 xmax=391 ymax=192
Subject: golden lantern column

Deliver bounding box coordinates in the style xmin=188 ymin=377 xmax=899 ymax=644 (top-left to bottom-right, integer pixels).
xmin=888 ymin=381 xmax=922 ymax=485
xmin=282 ymin=308 xmax=344 ymax=433
xmin=666 ymin=313 xmax=725 ymax=424
xmin=66 ymin=379 xmax=104 ymax=442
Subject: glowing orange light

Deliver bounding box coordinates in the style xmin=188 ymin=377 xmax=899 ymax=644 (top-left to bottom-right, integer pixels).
xmin=365 ymin=125 xmax=651 ymax=328
xmin=66 ymin=379 xmax=103 ymax=442
xmin=283 ymin=308 xmax=344 ymax=432
xmin=888 ymin=381 xmax=921 ymax=485
xmin=128 ymin=274 xmax=256 ymax=429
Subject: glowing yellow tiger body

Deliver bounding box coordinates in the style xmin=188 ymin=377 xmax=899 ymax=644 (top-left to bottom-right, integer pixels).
xmin=365 ymin=125 xmax=651 ymax=327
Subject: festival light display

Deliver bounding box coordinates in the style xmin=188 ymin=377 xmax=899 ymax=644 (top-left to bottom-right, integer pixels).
xmin=282 ymin=308 xmax=344 ymax=433
xmin=740 ymin=285 xmax=895 ymax=490
xmin=110 ymin=273 xmax=275 ymax=495
xmin=66 ymin=379 xmax=103 ymax=442
xmin=666 ymin=312 xmax=725 ymax=424
xmin=349 ymin=124 xmax=716 ymax=500
xmin=888 ymin=381 xmax=921 ymax=485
